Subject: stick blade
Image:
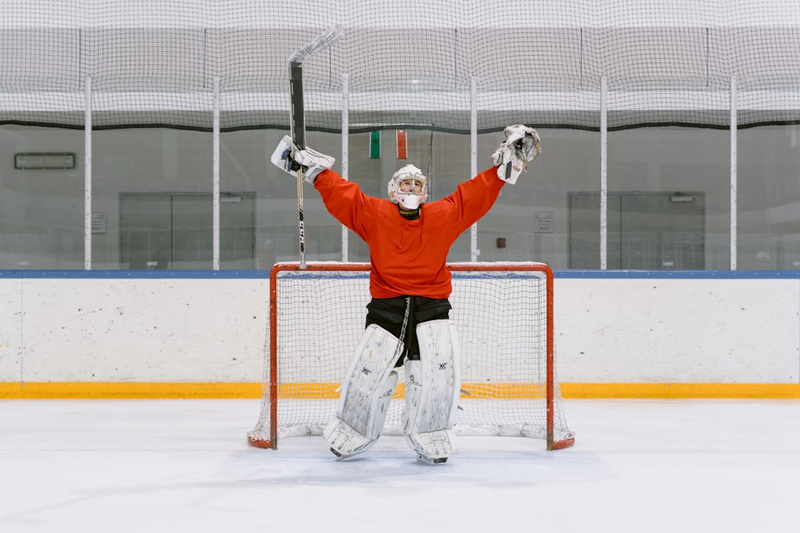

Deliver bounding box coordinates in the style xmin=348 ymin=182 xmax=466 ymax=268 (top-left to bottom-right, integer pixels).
xmin=288 ymin=25 xmax=344 ymax=65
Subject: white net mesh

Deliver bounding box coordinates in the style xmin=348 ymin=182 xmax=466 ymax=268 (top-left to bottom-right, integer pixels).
xmin=247 ymin=262 xmax=574 ymax=449
xmin=2 ymin=1 xmax=800 ymax=133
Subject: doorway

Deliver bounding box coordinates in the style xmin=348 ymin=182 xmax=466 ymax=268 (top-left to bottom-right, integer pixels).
xmin=569 ymin=191 xmax=705 ymax=270
xmin=120 ymin=192 xmax=255 ymax=269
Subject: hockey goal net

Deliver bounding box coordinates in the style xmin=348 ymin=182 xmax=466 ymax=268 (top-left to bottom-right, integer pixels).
xmin=247 ymin=262 xmax=574 ymax=451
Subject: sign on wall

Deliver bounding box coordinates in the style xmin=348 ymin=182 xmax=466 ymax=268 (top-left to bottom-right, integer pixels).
xmin=92 ymin=213 xmax=107 ymax=234
xmin=535 ymin=212 xmax=554 ymax=233
xmin=15 ymin=153 xmax=76 ymax=170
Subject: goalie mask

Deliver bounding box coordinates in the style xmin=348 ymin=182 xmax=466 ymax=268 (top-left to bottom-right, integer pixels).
xmin=388 ymin=165 xmax=428 ymax=210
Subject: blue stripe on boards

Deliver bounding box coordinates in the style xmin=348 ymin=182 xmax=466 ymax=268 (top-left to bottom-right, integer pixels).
xmin=555 ymin=270 xmax=800 ymax=279
xmin=0 ymin=270 xmax=270 ymax=279
xmin=0 ymin=270 xmax=797 ymax=280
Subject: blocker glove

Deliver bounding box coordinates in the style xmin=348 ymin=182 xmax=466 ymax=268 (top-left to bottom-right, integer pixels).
xmin=271 ymin=135 xmax=335 ymax=183
xmin=491 ymin=125 xmax=541 ymax=185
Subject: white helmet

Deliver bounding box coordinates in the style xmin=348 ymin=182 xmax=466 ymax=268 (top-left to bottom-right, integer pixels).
xmin=388 ymin=164 xmax=428 ymax=209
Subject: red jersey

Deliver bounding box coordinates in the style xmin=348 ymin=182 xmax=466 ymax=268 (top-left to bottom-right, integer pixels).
xmin=314 ymin=167 xmax=504 ymax=299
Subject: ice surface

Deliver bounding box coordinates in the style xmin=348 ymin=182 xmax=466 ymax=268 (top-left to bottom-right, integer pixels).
xmin=1 ymin=399 xmax=799 ymax=533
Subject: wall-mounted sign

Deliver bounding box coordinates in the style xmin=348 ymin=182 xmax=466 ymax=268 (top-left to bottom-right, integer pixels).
xmin=92 ymin=212 xmax=107 ymax=234
xmin=535 ymin=212 xmax=554 ymax=233
xmin=15 ymin=152 xmax=76 ymax=170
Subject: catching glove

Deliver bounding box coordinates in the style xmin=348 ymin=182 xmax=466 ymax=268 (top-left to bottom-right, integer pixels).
xmin=270 ymin=135 xmax=335 ymax=183
xmin=491 ymin=125 xmax=541 ymax=185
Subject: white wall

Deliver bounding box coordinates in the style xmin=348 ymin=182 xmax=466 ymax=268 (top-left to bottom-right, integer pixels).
xmin=556 ymin=278 xmax=800 ymax=383
xmin=0 ymin=276 xmax=798 ymax=384
xmin=0 ymin=278 xmax=268 ymax=382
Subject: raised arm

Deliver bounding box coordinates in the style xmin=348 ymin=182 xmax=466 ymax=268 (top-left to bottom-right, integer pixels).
xmin=437 ymin=125 xmax=542 ymax=231
xmin=271 ymin=135 xmax=378 ymax=239
xmin=313 ymin=170 xmax=380 ymax=239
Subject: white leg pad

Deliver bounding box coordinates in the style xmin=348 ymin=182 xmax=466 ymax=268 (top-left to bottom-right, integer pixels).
xmin=323 ymin=324 xmax=402 ymax=459
xmin=324 ymin=371 xmax=397 ymax=459
xmin=403 ymin=319 xmax=461 ymax=463
xmin=405 ymin=429 xmax=457 ymax=464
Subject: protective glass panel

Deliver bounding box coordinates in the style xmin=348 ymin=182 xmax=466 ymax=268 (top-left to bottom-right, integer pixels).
xmin=0 ymin=126 xmax=84 ymax=269
xmin=608 ymin=128 xmax=730 ymax=270
xmin=737 ymin=126 xmax=800 ymax=270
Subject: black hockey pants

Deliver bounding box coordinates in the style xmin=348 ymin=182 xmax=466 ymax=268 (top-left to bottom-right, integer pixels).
xmin=365 ymin=296 xmax=451 ymax=366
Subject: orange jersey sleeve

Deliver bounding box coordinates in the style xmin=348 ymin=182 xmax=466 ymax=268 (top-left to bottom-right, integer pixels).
xmin=314 ymin=167 xmax=505 ymax=299
xmin=313 ymin=169 xmax=382 ymax=240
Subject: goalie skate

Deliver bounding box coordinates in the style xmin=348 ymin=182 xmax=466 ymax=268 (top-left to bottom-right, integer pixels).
xmin=324 ymin=414 xmax=384 ymax=460
xmin=407 ymin=428 xmax=456 ymax=465
xmin=416 ymin=455 xmax=448 ymax=465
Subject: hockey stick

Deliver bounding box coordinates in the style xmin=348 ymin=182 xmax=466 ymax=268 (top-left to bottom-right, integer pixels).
xmin=288 ymin=25 xmax=343 ymax=269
